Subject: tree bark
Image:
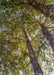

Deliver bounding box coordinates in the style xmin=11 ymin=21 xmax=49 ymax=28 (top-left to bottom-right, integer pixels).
xmin=29 ymin=0 xmax=54 ymax=51
xmin=29 ymin=0 xmax=54 ymax=21
xmin=40 ymin=23 xmax=54 ymax=51
xmin=23 ymin=28 xmax=43 ymax=75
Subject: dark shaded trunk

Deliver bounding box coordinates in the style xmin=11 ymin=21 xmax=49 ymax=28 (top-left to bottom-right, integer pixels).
xmin=29 ymin=0 xmax=54 ymax=21
xmin=29 ymin=0 xmax=54 ymax=51
xmin=40 ymin=23 xmax=54 ymax=51
xmin=23 ymin=28 xmax=43 ymax=75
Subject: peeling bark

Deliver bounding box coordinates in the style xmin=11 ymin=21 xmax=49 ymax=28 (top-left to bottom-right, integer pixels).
xmin=29 ymin=0 xmax=54 ymax=21
xmin=23 ymin=28 xmax=43 ymax=75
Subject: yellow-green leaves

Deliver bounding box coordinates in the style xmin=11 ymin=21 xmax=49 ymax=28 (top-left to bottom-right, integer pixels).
xmin=0 ymin=0 xmax=54 ymax=75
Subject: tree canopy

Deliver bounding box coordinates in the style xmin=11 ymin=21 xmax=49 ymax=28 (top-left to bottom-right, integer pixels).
xmin=0 ymin=0 xmax=54 ymax=75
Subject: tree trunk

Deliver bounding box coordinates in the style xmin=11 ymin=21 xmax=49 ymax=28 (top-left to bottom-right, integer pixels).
xmin=29 ymin=0 xmax=54 ymax=51
xmin=23 ymin=28 xmax=43 ymax=75
xmin=29 ymin=0 xmax=54 ymax=21
xmin=40 ymin=23 xmax=54 ymax=51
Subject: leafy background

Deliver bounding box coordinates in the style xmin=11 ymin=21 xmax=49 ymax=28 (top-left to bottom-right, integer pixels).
xmin=0 ymin=0 xmax=54 ymax=75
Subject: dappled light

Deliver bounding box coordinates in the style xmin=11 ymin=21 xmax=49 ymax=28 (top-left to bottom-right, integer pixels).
xmin=0 ymin=0 xmax=54 ymax=75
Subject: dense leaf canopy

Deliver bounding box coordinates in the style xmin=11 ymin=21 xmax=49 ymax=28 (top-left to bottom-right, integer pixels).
xmin=0 ymin=0 xmax=54 ymax=75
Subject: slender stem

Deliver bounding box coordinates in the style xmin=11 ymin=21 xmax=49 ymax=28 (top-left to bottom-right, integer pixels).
xmin=23 ymin=27 xmax=44 ymax=75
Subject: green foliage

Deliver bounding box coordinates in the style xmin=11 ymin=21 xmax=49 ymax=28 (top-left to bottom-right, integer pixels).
xmin=0 ymin=0 xmax=54 ymax=75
